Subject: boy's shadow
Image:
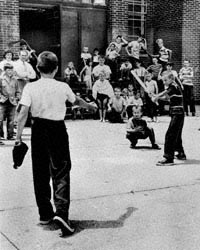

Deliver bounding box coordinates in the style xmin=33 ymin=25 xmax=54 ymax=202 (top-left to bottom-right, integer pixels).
xmin=132 ymin=146 xmax=161 ymax=150
xmin=42 ymin=207 xmax=137 ymax=236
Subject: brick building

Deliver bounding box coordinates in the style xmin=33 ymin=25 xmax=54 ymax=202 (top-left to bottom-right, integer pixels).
xmin=0 ymin=0 xmax=200 ymax=100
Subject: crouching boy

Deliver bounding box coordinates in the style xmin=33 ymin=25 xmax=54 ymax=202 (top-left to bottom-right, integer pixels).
xmin=126 ymin=105 xmax=160 ymax=149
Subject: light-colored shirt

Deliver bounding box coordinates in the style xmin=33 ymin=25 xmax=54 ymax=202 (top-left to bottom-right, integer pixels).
xmin=92 ymin=64 xmax=112 ymax=79
xmin=81 ymin=52 xmax=92 ymax=61
xmin=14 ymin=59 xmax=36 ymax=80
xmin=120 ymin=62 xmax=132 ymax=71
xmin=92 ymin=79 xmax=114 ymax=99
xmin=132 ymin=67 xmax=146 ymax=77
xmin=145 ymin=80 xmax=158 ymax=94
xmin=20 ymin=78 xmax=76 ymax=120
xmin=0 ymin=60 xmax=15 ymax=72
xmin=127 ymin=41 xmax=142 ymax=59
xmin=126 ymin=96 xmax=143 ymax=107
xmin=106 ymin=49 xmax=119 ymax=60
xmin=159 ymin=46 xmax=171 ymax=62
xmin=0 ymin=74 xmax=20 ymax=105
xmin=109 ymin=96 xmax=126 ymax=113
xmin=179 ymin=67 xmax=194 ymax=86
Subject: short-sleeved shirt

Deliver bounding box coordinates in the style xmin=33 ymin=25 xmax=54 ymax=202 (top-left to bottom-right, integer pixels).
xmin=159 ymin=46 xmax=171 ymax=62
xmin=128 ymin=41 xmax=142 ymax=59
xmin=179 ymin=67 xmax=193 ymax=86
xmin=166 ymin=82 xmax=184 ymax=115
xmin=109 ymin=96 xmax=125 ymax=112
xmin=92 ymin=64 xmax=112 ymax=79
xmin=20 ymin=78 xmax=76 ymax=120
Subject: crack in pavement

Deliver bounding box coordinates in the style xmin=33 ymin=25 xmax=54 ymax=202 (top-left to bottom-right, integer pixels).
xmin=0 ymin=231 xmax=20 ymax=250
xmin=1 ymin=181 xmax=200 ymax=212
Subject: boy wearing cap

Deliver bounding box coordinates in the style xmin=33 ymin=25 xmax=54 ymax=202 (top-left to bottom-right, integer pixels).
xmin=15 ymin=51 xmax=97 ymax=236
xmin=0 ymin=64 xmax=20 ymax=140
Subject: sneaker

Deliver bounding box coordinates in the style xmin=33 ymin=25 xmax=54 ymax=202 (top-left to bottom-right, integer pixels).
xmin=54 ymin=215 xmax=75 ymax=235
xmin=175 ymin=152 xmax=187 ymax=160
xmin=156 ymin=158 xmax=174 ymax=166
xmin=152 ymin=144 xmax=161 ymax=150
xmin=39 ymin=218 xmax=54 ymax=225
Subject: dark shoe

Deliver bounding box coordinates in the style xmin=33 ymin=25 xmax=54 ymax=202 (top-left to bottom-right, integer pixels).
xmin=192 ymin=112 xmax=195 ymax=117
xmin=175 ymin=152 xmax=186 ymax=160
xmin=156 ymin=158 xmax=174 ymax=166
xmin=130 ymin=143 xmax=137 ymax=149
xmin=54 ymin=215 xmax=75 ymax=236
xmin=39 ymin=217 xmax=54 ymax=225
xmin=39 ymin=214 xmax=54 ymax=225
xmin=152 ymin=144 xmax=161 ymax=150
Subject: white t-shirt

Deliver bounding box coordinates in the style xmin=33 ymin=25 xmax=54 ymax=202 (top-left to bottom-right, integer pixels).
xmin=92 ymin=64 xmax=112 ymax=79
xmin=20 ymin=78 xmax=76 ymax=120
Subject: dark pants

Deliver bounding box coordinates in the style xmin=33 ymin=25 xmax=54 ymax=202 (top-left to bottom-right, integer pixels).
xmin=183 ymin=85 xmax=196 ymax=114
xmin=0 ymin=100 xmax=16 ymax=138
xmin=164 ymin=114 xmax=185 ymax=160
xmin=31 ymin=118 xmax=71 ymax=220
xmin=107 ymin=108 xmax=123 ymax=123
xmin=126 ymin=127 xmax=156 ymax=146
xmin=107 ymin=59 xmax=118 ymax=82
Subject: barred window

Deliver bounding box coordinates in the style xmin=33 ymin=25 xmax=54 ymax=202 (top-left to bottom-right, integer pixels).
xmin=127 ymin=0 xmax=147 ymax=40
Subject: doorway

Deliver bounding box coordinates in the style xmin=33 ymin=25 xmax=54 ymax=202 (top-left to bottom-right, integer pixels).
xmin=19 ymin=5 xmax=61 ymax=76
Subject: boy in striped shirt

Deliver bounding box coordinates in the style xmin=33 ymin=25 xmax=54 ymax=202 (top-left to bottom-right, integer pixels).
xmin=179 ymin=59 xmax=196 ymax=116
xmin=153 ymin=73 xmax=186 ymax=166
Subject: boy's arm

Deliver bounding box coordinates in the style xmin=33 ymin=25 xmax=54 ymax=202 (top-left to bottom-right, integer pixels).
xmin=152 ymin=89 xmax=169 ymax=102
xmin=154 ymin=81 xmax=158 ymax=94
xmin=79 ymin=66 xmax=86 ymax=78
xmin=121 ymin=36 xmax=128 ymax=46
xmin=73 ymin=96 xmax=97 ymax=112
xmin=125 ymin=45 xmax=131 ymax=56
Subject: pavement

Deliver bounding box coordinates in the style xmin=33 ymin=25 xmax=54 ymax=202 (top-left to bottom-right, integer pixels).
xmin=0 ymin=111 xmax=200 ymax=250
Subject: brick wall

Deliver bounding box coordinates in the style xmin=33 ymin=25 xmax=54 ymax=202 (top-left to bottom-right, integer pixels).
xmin=146 ymin=0 xmax=200 ymax=101
xmin=146 ymin=0 xmax=183 ymax=69
xmin=182 ymin=0 xmax=200 ymax=101
xmin=0 ymin=0 xmax=20 ymax=59
xmin=107 ymin=0 xmax=128 ymax=41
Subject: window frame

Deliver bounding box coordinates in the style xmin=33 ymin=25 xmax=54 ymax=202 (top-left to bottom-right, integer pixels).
xmin=127 ymin=0 xmax=147 ymax=40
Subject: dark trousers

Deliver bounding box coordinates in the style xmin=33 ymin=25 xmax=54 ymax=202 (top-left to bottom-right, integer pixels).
xmin=107 ymin=108 xmax=123 ymax=123
xmin=31 ymin=118 xmax=71 ymax=220
xmin=183 ymin=85 xmax=196 ymax=114
xmin=0 ymin=100 xmax=16 ymax=138
xmin=126 ymin=127 xmax=156 ymax=146
xmin=164 ymin=114 xmax=185 ymax=160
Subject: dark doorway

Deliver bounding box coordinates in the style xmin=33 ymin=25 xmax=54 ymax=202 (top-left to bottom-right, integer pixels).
xmin=19 ymin=5 xmax=61 ymax=77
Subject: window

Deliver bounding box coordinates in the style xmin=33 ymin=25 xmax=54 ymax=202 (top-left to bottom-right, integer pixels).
xmin=127 ymin=0 xmax=147 ymax=40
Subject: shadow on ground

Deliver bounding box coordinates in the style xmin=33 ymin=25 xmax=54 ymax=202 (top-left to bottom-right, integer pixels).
xmin=42 ymin=207 xmax=137 ymax=237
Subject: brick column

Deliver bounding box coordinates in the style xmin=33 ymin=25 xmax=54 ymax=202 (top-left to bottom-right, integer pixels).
xmin=107 ymin=0 xmax=128 ymax=42
xmin=0 ymin=0 xmax=20 ymax=58
xmin=182 ymin=0 xmax=200 ymax=101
